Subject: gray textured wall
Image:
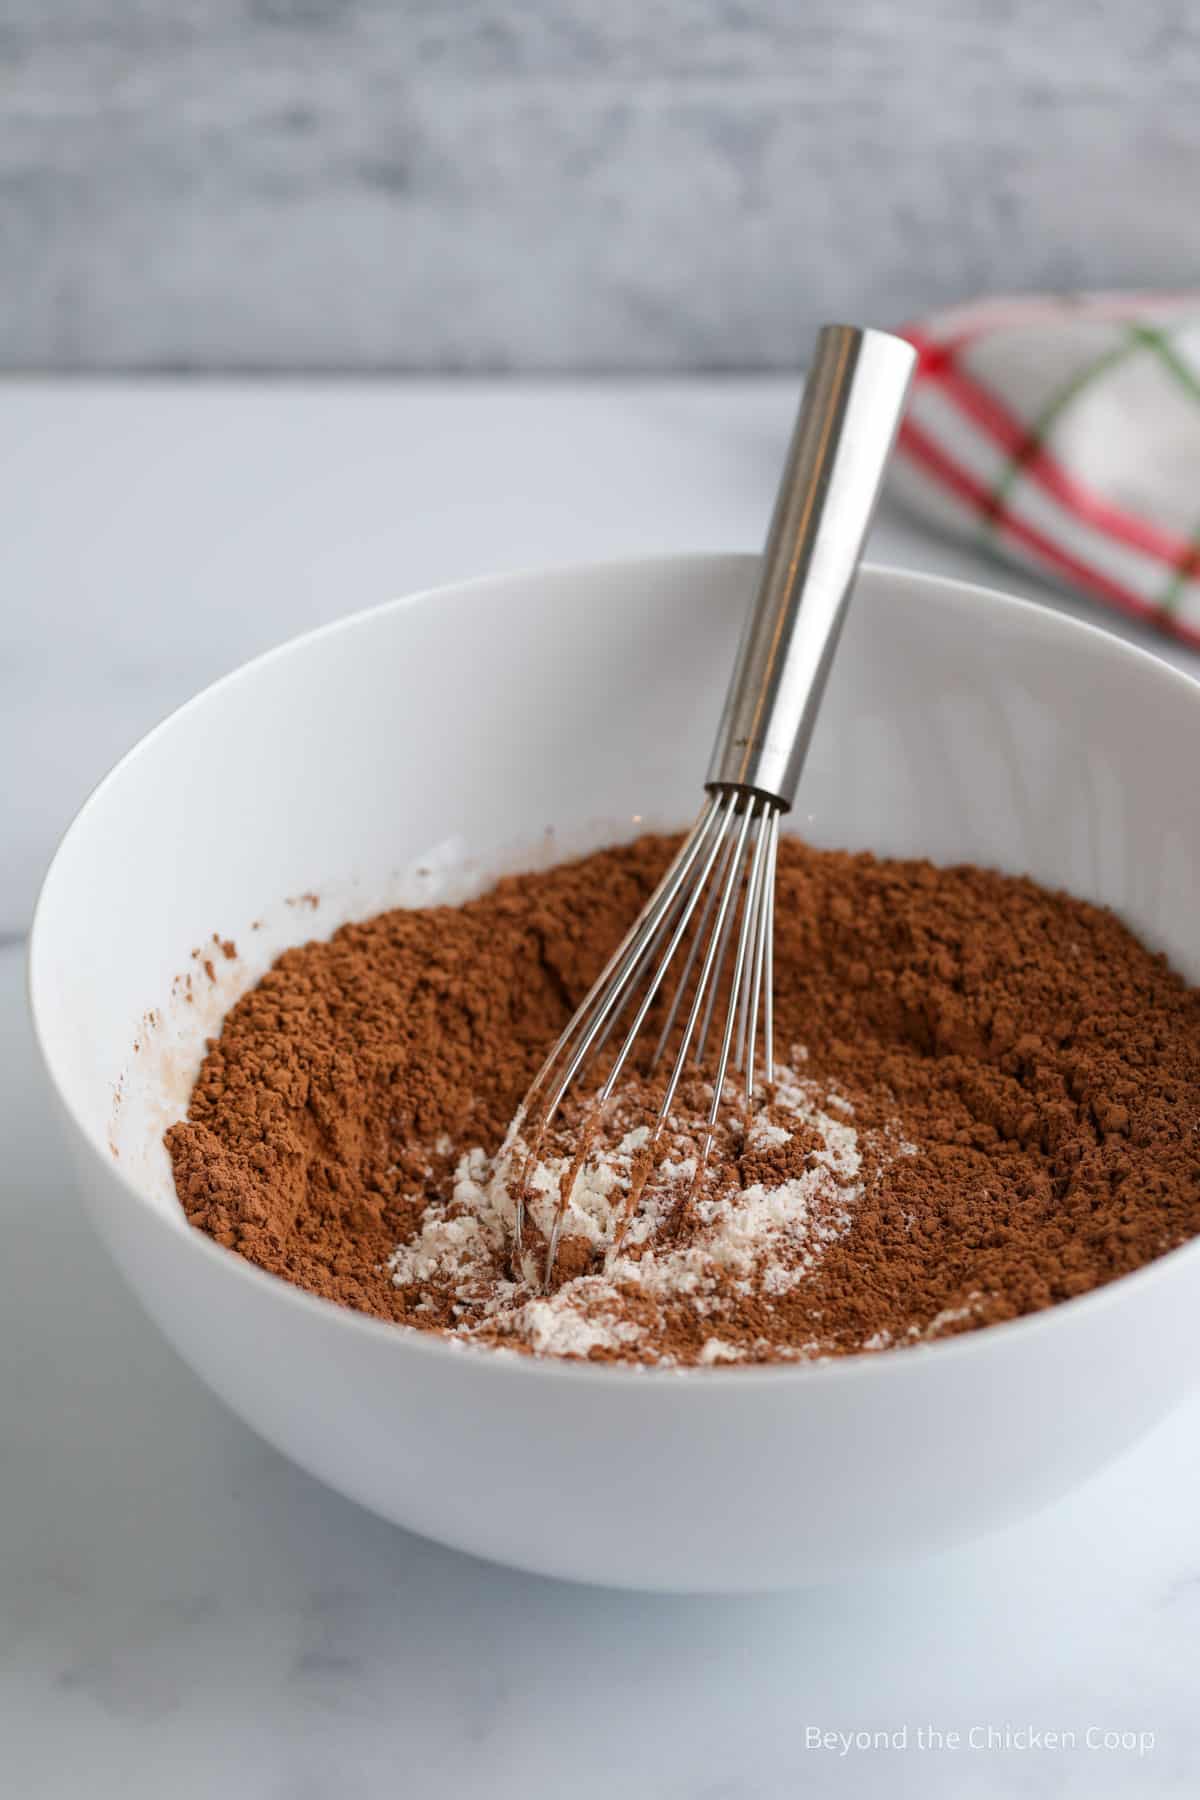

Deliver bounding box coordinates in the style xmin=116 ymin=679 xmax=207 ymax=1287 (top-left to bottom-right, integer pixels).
xmin=5 ymin=1 xmax=1200 ymax=373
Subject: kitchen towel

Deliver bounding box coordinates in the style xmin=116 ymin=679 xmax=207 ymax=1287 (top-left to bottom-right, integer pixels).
xmin=890 ymin=293 xmax=1200 ymax=646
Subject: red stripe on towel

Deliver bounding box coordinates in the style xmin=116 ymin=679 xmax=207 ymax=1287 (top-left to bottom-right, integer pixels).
xmin=897 ymin=418 xmax=1172 ymax=632
xmin=902 ymin=328 xmax=1196 ymax=572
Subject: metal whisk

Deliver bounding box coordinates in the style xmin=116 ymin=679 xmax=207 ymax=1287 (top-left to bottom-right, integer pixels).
xmin=513 ymin=324 xmax=917 ymax=1286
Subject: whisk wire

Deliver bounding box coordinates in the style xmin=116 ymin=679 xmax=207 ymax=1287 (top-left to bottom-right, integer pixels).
xmin=581 ymin=795 xmax=727 ymax=1075
xmin=694 ymin=806 xmax=756 ymax=1068
xmin=515 ymin=790 xmax=782 ymax=1285
xmin=702 ymin=796 xmax=775 ymax=1148
xmin=746 ymin=808 xmax=780 ymax=1101
xmin=534 ymin=794 xmax=721 ymax=1120
xmin=649 ymin=795 xmax=741 ymax=1069
xmin=762 ymin=810 xmax=779 ymax=1087
xmin=736 ymin=799 xmax=774 ymax=1076
xmin=511 ymin=793 xmax=721 ymax=1263
xmin=734 ymin=824 xmax=764 ymax=1071
xmin=597 ymin=789 xmax=740 ymax=1106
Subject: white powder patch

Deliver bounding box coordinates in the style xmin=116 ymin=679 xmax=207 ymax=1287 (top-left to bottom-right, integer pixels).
xmin=519 ymin=1301 xmax=634 ymax=1359
xmin=392 ymin=1211 xmax=488 ymax=1284
xmin=387 ymin=1062 xmax=910 ymax=1364
xmin=914 ymin=1295 xmax=986 ymax=1340
xmin=747 ymin=1117 xmax=791 ymax=1149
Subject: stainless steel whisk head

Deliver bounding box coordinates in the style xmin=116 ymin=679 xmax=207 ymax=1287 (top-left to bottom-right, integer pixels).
xmin=513 ymin=787 xmax=781 ymax=1282
xmin=511 ymin=324 xmax=917 ymax=1288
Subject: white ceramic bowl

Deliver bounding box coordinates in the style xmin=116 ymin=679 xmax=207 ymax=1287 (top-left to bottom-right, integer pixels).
xmin=30 ymin=555 xmax=1200 ymax=1592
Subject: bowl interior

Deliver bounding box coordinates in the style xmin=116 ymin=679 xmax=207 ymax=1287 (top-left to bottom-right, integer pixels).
xmin=32 ymin=555 xmax=1200 ymax=1232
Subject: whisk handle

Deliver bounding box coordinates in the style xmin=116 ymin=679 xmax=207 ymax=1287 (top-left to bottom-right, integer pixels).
xmin=706 ymin=323 xmax=916 ymax=810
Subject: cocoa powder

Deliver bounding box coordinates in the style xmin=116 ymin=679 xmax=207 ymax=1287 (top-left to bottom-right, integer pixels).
xmin=166 ymin=836 xmax=1200 ymax=1364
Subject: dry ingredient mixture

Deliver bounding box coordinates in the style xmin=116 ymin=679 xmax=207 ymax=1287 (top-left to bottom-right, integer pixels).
xmin=166 ymin=836 xmax=1200 ymax=1367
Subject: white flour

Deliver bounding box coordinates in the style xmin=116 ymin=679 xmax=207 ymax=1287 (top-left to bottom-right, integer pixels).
xmin=386 ymin=1063 xmax=911 ymax=1365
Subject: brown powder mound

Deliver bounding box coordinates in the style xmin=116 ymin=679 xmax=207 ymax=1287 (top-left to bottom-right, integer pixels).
xmin=166 ymin=836 xmax=1200 ymax=1362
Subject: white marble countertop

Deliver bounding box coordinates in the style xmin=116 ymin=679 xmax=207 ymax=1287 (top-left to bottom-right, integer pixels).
xmin=3 ymin=379 xmax=1199 ymax=1796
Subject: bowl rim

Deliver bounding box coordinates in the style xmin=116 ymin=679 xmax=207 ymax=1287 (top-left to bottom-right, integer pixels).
xmin=27 ymin=550 xmax=1200 ymax=1393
